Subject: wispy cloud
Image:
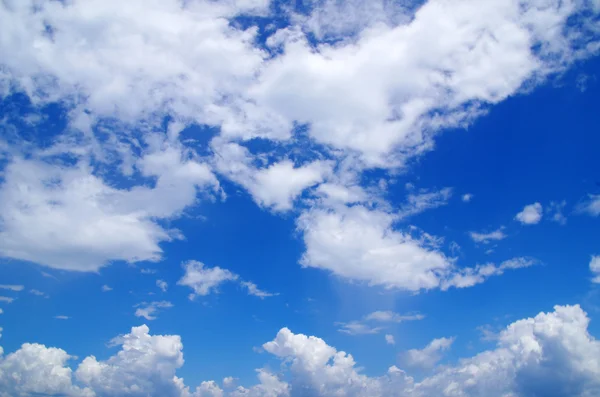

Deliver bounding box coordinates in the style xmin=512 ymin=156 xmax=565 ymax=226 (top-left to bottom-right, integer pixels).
xmin=156 ymin=280 xmax=168 ymax=292
xmin=0 ymin=284 xmax=24 ymax=292
xmin=337 ymin=311 xmax=425 ymax=335
xmin=54 ymin=315 xmax=70 ymax=320
xmin=134 ymin=301 xmax=173 ymax=321
xmin=102 ymin=285 xmax=113 ymax=292
xmin=398 ymin=187 xmax=453 ymax=219
xmin=469 ymin=227 xmax=507 ymax=244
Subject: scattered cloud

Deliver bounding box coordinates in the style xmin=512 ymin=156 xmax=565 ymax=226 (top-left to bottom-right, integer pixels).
xmin=29 ymin=289 xmax=49 ymax=298
xmin=365 ymin=311 xmax=425 ymax=323
xmin=576 ymin=194 xmax=600 ymax=217
xmin=591 ymin=256 xmax=600 ymax=284
xmin=402 ymin=336 xmax=455 ymax=369
xmin=156 ymin=280 xmax=168 ymax=293
xmin=462 ymin=193 xmax=474 ymax=202
xmin=223 ymin=376 xmax=237 ymax=388
xmin=515 ymin=202 xmax=543 ymax=225
xmin=548 ymin=200 xmax=568 ymax=224
xmin=441 ymin=257 xmax=537 ymax=290
xmin=240 ymin=281 xmax=278 ymax=299
xmin=338 ymin=311 xmax=424 ymax=335
xmin=141 ymin=268 xmax=158 ymax=275
xmin=178 ymin=260 xmax=276 ymax=301
xmin=477 ymin=324 xmax=501 ymax=342
xmin=0 ymin=297 xmax=14 ymax=303
xmin=0 ymin=309 xmax=3 ymax=315
xmin=469 ymin=227 xmax=507 ymax=244
xmin=0 ymin=284 xmax=24 ymax=292
xmin=178 ymin=261 xmax=239 ymax=299
xmin=101 ymin=285 xmax=113 ymax=292
xmin=54 ymin=315 xmax=70 ymax=320
xmin=385 ymin=334 xmax=396 ymax=345
xmin=134 ymin=301 xmax=173 ymax=321
xmin=398 ymin=187 xmax=453 ymax=219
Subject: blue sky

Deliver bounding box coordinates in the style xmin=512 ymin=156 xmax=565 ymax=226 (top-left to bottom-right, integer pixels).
xmin=1 ymin=1 xmax=600 ymax=396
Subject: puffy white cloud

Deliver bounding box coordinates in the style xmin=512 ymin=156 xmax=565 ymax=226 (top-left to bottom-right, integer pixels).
xmin=298 ymin=205 xmax=452 ymax=291
xmin=178 ymin=261 xmax=239 ymax=299
xmin=212 ymin=140 xmax=332 ymax=212
xmin=134 ymin=301 xmax=173 ymax=321
xmin=515 ymin=202 xmax=543 ymax=225
xmin=0 ymin=148 xmax=220 ymax=272
xmin=157 ymin=280 xmax=169 ymax=293
xmin=398 ymin=187 xmax=453 ymax=219
xmin=1 ymin=305 xmax=600 ymax=396
xmin=469 ymin=227 xmax=507 ymax=244
xmin=590 ymin=255 xmax=600 ymax=284
xmin=223 ymin=377 xmax=237 ymax=388
xmin=403 ymin=337 xmax=455 ymax=370
xmin=462 ymin=193 xmax=474 ymax=202
xmin=75 ymin=325 xmax=185 ymax=397
xmin=385 ymin=334 xmax=396 ymax=345
xmin=0 ymin=285 xmax=23 ymax=291
xmin=0 ymin=343 xmax=93 ymax=397
xmin=577 ymin=194 xmax=600 ymax=217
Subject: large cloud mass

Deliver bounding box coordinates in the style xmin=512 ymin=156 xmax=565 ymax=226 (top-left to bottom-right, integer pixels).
xmin=1 ymin=305 xmax=600 ymax=396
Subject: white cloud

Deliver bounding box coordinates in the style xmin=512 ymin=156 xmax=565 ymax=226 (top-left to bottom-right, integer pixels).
xmin=0 ymin=149 xmax=220 ymax=272
xmin=0 ymin=285 xmax=23 ymax=292
xmin=403 ymin=337 xmax=455 ymax=369
xmin=441 ymin=257 xmax=537 ymax=290
xmin=178 ymin=261 xmax=239 ymax=299
xmin=548 ymin=200 xmax=568 ymax=224
xmin=0 ymin=297 xmax=14 ymax=304
xmin=398 ymin=187 xmax=453 ymax=219
xmin=101 ymin=285 xmax=113 ymax=292
xmin=134 ymin=301 xmax=173 ymax=321
xmin=462 ymin=193 xmax=474 ymax=202
xmin=1 ymin=305 xmax=600 ymax=396
xmin=212 ymin=140 xmax=332 ymax=212
xmin=157 ymin=280 xmax=168 ymax=293
xmin=577 ymin=194 xmax=600 ymax=216
xmin=29 ymin=289 xmax=48 ymax=298
xmin=141 ymin=268 xmax=158 ymax=275
xmin=240 ymin=282 xmax=278 ymax=299
xmin=178 ymin=260 xmax=276 ymax=300
xmin=469 ymin=227 xmax=507 ymax=244
xmin=590 ymin=255 xmax=600 ymax=284
xmin=385 ymin=334 xmax=396 ymax=345
xmin=515 ymin=202 xmax=543 ymax=225
xmin=54 ymin=315 xmax=70 ymax=320
xmin=337 ymin=321 xmax=384 ymax=335
xmin=365 ymin=311 xmax=424 ymax=323
xmin=298 ymin=205 xmax=453 ymax=291
xmin=223 ymin=376 xmax=237 ymax=388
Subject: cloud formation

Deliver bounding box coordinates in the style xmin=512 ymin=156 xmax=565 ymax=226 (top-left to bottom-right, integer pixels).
xmin=515 ymin=202 xmax=543 ymax=225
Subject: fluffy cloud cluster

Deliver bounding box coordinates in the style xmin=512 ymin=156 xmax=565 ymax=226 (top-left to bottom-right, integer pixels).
xmin=2 ymin=305 xmax=599 ymax=396
xmin=0 ymin=0 xmax=597 ymax=279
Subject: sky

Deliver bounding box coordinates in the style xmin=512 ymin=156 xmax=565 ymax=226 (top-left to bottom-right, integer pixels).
xmin=0 ymin=0 xmax=600 ymax=396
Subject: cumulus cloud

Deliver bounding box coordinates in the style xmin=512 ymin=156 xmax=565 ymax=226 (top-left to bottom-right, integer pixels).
xmin=385 ymin=334 xmax=396 ymax=345
xmin=134 ymin=301 xmax=173 ymax=321
xmin=178 ymin=261 xmax=275 ymax=300
xmin=469 ymin=227 xmax=507 ymax=244
xmin=590 ymin=255 xmax=600 ymax=284
xmin=0 ymin=305 xmax=600 ymax=396
xmin=515 ymin=202 xmax=543 ymax=225
xmin=403 ymin=337 xmax=455 ymax=370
